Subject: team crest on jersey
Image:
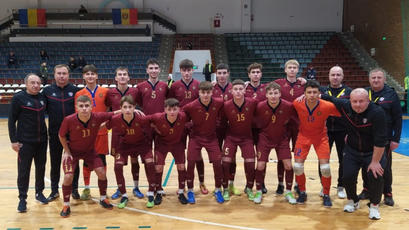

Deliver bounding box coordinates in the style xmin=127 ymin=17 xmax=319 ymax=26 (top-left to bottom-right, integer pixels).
xmin=68 ymin=92 xmax=73 ymax=97
xmin=265 ymin=111 xmax=269 ymax=115
xmin=363 ymin=118 xmax=367 ymax=124
xmin=212 ymin=107 xmax=216 ymax=111
xmin=99 ymin=93 xmax=103 ymax=98
xmin=192 ymin=86 xmax=196 ymax=90
xmin=76 ymin=125 xmax=80 ymax=129
xmin=121 ymin=124 xmax=125 ymax=128
xmin=317 ymin=111 xmax=322 ymax=116
xmin=279 ymin=110 xmax=283 ymax=114
xmin=380 ymin=97 xmax=385 ymax=102
xmin=145 ymin=88 xmax=148 ymax=91
xmin=284 ymin=83 xmax=288 ymax=87
xmin=159 ymin=87 xmax=163 ymax=91
xmin=177 ymin=122 xmax=180 ymax=126
xmin=162 ymin=124 xmax=167 ymax=128
xmin=92 ymin=123 xmax=96 ymax=127
xmin=245 ymin=107 xmax=249 ymax=111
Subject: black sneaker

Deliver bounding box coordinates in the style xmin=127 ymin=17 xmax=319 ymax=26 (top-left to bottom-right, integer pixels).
xmin=384 ymin=194 xmax=394 ymax=206
xmin=178 ymin=193 xmax=188 ymax=205
xmin=323 ymin=194 xmax=332 ymax=207
xmin=358 ymin=190 xmax=369 ymax=200
xmin=154 ymin=193 xmax=163 ymax=205
xmin=99 ymin=199 xmax=114 ymax=210
xmin=36 ymin=193 xmax=48 ymax=204
xmin=261 ymin=184 xmax=268 ymax=194
xmin=60 ymin=205 xmax=71 ymax=218
xmin=17 ymin=200 xmax=27 ymax=213
xmin=294 ymin=184 xmax=301 ymax=196
xmin=47 ymin=191 xmax=60 ymax=202
xmin=296 ymin=192 xmax=307 ymax=204
xmin=276 ymin=184 xmax=284 ymax=195
xmin=72 ymin=190 xmax=80 ymax=200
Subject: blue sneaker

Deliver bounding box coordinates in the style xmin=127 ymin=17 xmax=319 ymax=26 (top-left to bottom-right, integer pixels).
xmin=133 ymin=187 xmax=144 ymax=199
xmin=187 ymin=191 xmax=195 ymax=204
xmin=214 ymin=190 xmax=224 ymax=204
xmin=111 ymin=189 xmax=122 ymax=200
xmin=297 ymin=192 xmax=307 ymax=204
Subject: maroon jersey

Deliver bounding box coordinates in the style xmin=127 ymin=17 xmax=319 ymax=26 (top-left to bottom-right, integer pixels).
xmin=245 ymin=83 xmax=266 ymax=102
xmin=109 ymin=113 xmax=149 ymax=145
xmin=274 ymin=78 xmax=304 ymax=102
xmin=168 ymin=79 xmax=200 ymax=106
xmin=223 ymin=98 xmax=257 ymax=139
xmin=212 ymin=83 xmax=233 ymax=101
xmin=256 ymin=99 xmax=297 ymax=143
xmin=106 ymin=87 xmax=138 ymax=111
xmin=183 ymin=98 xmax=224 ymax=138
xmin=59 ymin=112 xmax=113 ymax=155
xmin=136 ymin=80 xmax=168 ymax=115
xmin=148 ymin=112 xmax=188 ymax=145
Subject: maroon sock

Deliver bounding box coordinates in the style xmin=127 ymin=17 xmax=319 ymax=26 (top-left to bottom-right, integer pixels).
xmin=244 ymin=161 xmax=255 ymax=189
xmin=156 ymin=171 xmax=163 ymax=191
xmin=255 ymin=169 xmax=265 ymax=191
xmin=285 ymin=169 xmax=294 ymax=191
xmin=62 ymin=184 xmax=72 ymax=203
xmin=187 ymin=160 xmax=195 ymax=189
xmin=131 ymin=161 xmax=140 ymax=182
xmin=145 ymin=162 xmax=156 ymax=192
xmin=114 ymin=163 xmax=126 ymax=194
xmin=196 ymin=160 xmax=205 ymax=183
xmin=222 ymin=161 xmax=231 ymax=188
xmin=212 ymin=161 xmax=223 ymax=188
xmin=98 ymin=179 xmax=107 ymax=196
xmin=277 ymin=160 xmax=284 ymax=183
xmin=229 ymin=161 xmax=236 ymax=181
xmin=177 ymin=169 xmax=186 ymax=190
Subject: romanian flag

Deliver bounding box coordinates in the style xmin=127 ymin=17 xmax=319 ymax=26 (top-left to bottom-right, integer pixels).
xmin=112 ymin=8 xmax=138 ymax=25
xmin=19 ymin=9 xmax=46 ymax=27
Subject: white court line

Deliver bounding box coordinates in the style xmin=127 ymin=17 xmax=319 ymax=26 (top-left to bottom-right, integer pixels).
xmin=92 ymin=198 xmax=263 ymax=230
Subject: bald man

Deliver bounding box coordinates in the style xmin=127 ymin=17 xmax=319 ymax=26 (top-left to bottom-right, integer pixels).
xmin=319 ymin=66 xmax=352 ymax=199
xmin=321 ymin=88 xmax=387 ymax=220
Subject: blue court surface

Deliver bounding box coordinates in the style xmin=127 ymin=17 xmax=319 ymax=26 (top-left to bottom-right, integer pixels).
xmin=395 ymin=118 xmax=409 ymax=157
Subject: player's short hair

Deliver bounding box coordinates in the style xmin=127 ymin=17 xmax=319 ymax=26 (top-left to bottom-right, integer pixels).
xmin=120 ymin=95 xmax=135 ymax=107
xmin=199 ymin=81 xmax=213 ymax=91
xmin=54 ymin=64 xmax=70 ymax=73
xmin=76 ymin=95 xmax=92 ymax=104
xmin=265 ymin=82 xmax=281 ymax=92
xmin=232 ymin=79 xmax=245 ymax=87
xmin=82 ymin=64 xmax=98 ymax=74
xmin=164 ymin=98 xmax=180 ymax=108
xmin=369 ymin=67 xmax=386 ymax=78
xmin=285 ymin=59 xmax=300 ymax=68
xmin=24 ymin=73 xmax=40 ymax=84
xmin=146 ymin=58 xmax=160 ymax=67
xmin=115 ymin=66 xmax=129 ymax=75
xmin=247 ymin=62 xmax=263 ymax=73
xmin=179 ymin=59 xmax=194 ymax=69
xmin=304 ymin=80 xmax=320 ymax=91
xmin=216 ymin=63 xmax=230 ymax=72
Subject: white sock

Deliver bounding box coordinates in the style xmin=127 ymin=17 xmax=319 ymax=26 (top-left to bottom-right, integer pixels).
xmin=122 ymin=193 xmax=128 ymax=198
xmin=178 ymin=189 xmax=184 ymax=194
xmin=215 ymin=188 xmax=220 ymax=192
xmin=229 ymin=180 xmax=234 ymax=186
xmin=100 ymin=195 xmax=106 ymax=201
xmin=279 ymin=182 xmax=284 ymax=186
xmin=64 ymin=202 xmax=70 ymax=206
xmin=84 ymin=185 xmax=90 ymax=189
xmin=147 ymin=191 xmax=154 ymax=196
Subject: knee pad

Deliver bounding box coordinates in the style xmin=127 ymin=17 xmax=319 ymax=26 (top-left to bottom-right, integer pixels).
xmin=320 ymin=163 xmax=331 ymax=177
xmin=293 ymin=162 xmax=304 ymax=176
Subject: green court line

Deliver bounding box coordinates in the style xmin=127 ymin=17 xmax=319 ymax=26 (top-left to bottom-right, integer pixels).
xmin=7 ymin=228 xmax=21 ymax=230
xmin=73 ymin=227 xmax=88 ymax=229
xmin=105 ymin=227 xmax=120 ymax=229
xmin=138 ymin=226 xmax=151 ymax=229
xmin=162 ymin=158 xmax=175 ymax=187
xmin=39 ymin=228 xmax=54 ymax=230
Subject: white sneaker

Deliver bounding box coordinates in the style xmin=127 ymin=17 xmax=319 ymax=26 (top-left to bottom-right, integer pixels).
xmin=369 ymin=204 xmax=381 ymax=220
xmin=285 ymin=191 xmax=297 ymax=205
xmin=319 ymin=188 xmax=324 ymax=197
xmin=343 ymin=199 xmax=360 ymax=213
xmin=337 ymin=187 xmax=346 ymax=199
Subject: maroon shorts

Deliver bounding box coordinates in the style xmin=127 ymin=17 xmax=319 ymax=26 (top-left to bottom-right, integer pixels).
xmin=63 ymin=151 xmax=103 ymax=174
xmin=223 ymin=135 xmax=255 ymax=160
xmin=256 ymin=134 xmax=291 ymax=161
xmin=154 ymin=142 xmax=185 ymax=165
xmin=115 ymin=142 xmax=153 ymax=165
xmin=187 ymin=136 xmax=221 ymax=162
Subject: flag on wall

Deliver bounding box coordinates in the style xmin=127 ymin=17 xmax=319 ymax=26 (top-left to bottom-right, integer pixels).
xmin=112 ymin=8 xmax=138 ymax=25
xmin=19 ymin=9 xmax=47 ymax=27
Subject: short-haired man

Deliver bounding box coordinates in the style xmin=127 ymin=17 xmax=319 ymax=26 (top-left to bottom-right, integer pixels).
xmin=319 ymin=66 xmax=352 ymax=199
xmin=321 ymin=88 xmax=387 ymax=220
xmin=222 ymin=79 xmax=257 ymax=201
xmin=59 ymin=95 xmax=118 ymax=217
xmin=42 ymin=64 xmax=81 ymax=202
xmin=106 ymin=67 xmax=143 ymax=200
xmin=254 ymin=82 xmax=297 ymax=204
xmin=183 ymin=81 xmax=225 ymax=203
xmin=74 ymin=64 xmax=109 ymax=200
xmin=9 ymin=74 xmax=48 ymax=212
xmin=108 ymin=95 xmax=156 ymax=208
xmin=274 ymin=59 xmax=304 ymax=195
xmin=169 ymin=59 xmax=208 ymax=194
xmin=358 ymin=68 xmax=402 ymax=206
xmin=146 ymin=98 xmax=189 ymax=207
xmin=292 ymin=80 xmax=340 ymax=207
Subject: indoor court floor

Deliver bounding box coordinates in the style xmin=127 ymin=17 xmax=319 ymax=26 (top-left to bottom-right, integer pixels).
xmin=1 ymin=118 xmax=408 ymax=230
